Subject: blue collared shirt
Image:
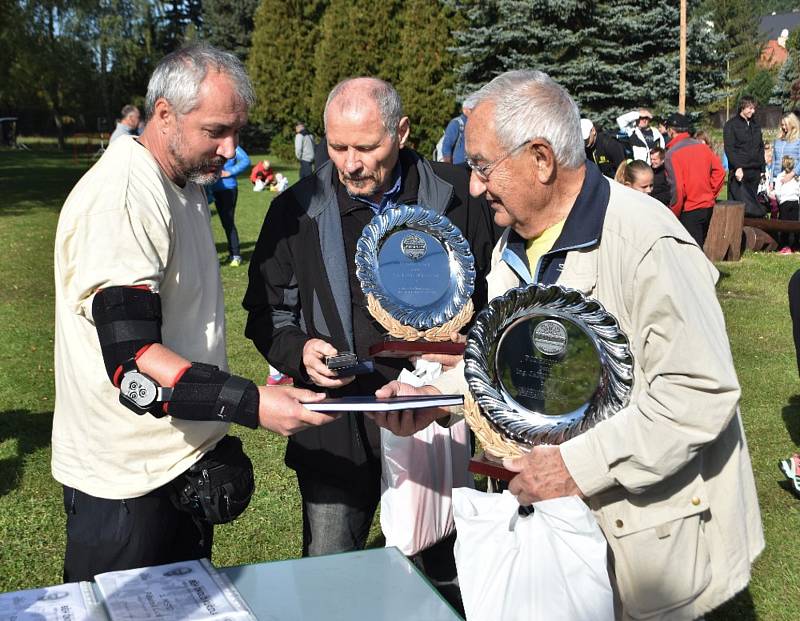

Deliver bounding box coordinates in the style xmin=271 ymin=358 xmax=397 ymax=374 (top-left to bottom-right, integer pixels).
xmin=349 ymin=163 xmax=403 ymax=214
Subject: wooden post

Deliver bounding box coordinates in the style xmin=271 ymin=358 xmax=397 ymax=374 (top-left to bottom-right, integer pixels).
xmin=704 ymin=201 xmax=744 ymax=262
xmin=679 ymin=0 xmax=687 ymax=114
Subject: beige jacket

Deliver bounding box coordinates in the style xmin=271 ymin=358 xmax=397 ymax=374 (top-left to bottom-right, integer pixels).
xmin=434 ymin=169 xmax=763 ymax=620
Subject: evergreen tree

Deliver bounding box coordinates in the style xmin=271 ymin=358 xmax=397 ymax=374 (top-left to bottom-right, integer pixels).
xmin=202 ymin=0 xmax=259 ymax=60
xmin=684 ymin=12 xmax=728 ymax=109
xmin=396 ymin=0 xmax=463 ymax=155
xmin=451 ymin=0 xmax=726 ymax=127
xmin=310 ymin=0 xmax=403 ymax=130
xmin=757 ymin=0 xmax=800 ymax=11
xmin=702 ymin=0 xmax=763 ymax=93
xmin=744 ymin=68 xmax=776 ymax=106
xmin=771 ymin=29 xmax=800 ymax=109
xmin=447 ymin=0 xmax=506 ymax=97
xmin=158 ymin=0 xmax=204 ymax=53
xmin=247 ymin=0 xmax=327 ymax=151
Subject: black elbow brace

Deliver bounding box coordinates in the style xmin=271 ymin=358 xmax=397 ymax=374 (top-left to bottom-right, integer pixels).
xmin=168 ymin=363 xmax=260 ymax=429
xmin=93 ymin=286 xmax=162 ymax=383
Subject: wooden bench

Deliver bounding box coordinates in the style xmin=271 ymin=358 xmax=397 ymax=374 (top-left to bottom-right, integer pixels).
xmin=742 ymin=216 xmax=800 ymax=252
xmin=703 ymin=202 xmax=800 ymax=260
xmin=742 ymin=216 xmax=800 ymax=234
xmin=742 ymin=226 xmax=778 ymax=252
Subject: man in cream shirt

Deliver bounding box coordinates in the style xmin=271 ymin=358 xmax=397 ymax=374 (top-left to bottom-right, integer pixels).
xmin=372 ymin=70 xmax=763 ymax=620
xmin=53 ymin=44 xmax=333 ymax=581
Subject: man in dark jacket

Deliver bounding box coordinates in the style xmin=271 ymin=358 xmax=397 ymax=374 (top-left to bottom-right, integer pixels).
xmin=665 ymin=113 xmax=726 ymax=247
xmin=582 ymin=118 xmax=626 ymax=178
xmin=723 ymin=96 xmax=766 ymax=217
xmin=243 ymin=77 xmax=497 ymax=600
xmin=649 ymin=146 xmax=671 ymax=206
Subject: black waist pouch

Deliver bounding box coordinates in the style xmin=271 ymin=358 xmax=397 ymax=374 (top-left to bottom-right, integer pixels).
xmin=171 ymin=435 xmax=255 ymax=524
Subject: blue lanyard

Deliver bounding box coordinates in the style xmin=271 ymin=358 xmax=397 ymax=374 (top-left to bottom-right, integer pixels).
xmin=502 ymin=247 xmax=534 ymax=285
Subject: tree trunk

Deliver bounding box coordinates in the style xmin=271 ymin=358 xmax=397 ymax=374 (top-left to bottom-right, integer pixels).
xmin=53 ymin=109 xmax=65 ymax=151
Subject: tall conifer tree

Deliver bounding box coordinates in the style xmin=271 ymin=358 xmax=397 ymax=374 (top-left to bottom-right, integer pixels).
xmin=248 ymin=0 xmax=327 ymax=148
xmin=451 ymin=0 xmax=725 ymax=127
xmin=310 ymin=0 xmax=403 ymax=130
xmin=396 ymin=0 xmax=462 ymax=154
xmin=771 ymin=30 xmax=800 ymax=110
xmin=202 ymin=0 xmax=259 ymax=60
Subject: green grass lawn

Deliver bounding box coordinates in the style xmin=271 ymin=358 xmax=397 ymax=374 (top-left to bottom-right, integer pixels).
xmin=1 ymin=147 xmax=799 ymax=618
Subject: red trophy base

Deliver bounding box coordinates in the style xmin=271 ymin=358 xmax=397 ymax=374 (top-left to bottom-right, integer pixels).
xmin=368 ymin=340 xmax=466 ymax=358
xmin=468 ymin=451 xmax=516 ymax=481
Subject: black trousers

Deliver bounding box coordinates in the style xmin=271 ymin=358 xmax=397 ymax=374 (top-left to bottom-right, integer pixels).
xmin=789 ymin=270 xmax=800 ymax=376
xmin=678 ymin=207 xmax=713 ymax=248
xmin=778 ymin=200 xmax=800 ymax=248
xmin=299 ymin=160 xmax=313 ymax=179
xmin=63 ymin=485 xmax=213 ymax=582
xmin=212 ymin=187 xmax=240 ymax=258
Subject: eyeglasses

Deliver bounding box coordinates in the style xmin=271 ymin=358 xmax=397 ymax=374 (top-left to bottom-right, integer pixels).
xmin=465 ymin=139 xmax=531 ymax=182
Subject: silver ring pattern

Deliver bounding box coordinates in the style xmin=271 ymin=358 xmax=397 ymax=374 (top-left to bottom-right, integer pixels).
xmin=464 ymin=284 xmax=634 ymax=446
xmin=355 ymin=204 xmax=476 ymax=330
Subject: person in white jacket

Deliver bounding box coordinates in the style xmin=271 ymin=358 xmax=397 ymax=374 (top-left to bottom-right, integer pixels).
xmin=618 ymin=108 xmax=664 ymax=164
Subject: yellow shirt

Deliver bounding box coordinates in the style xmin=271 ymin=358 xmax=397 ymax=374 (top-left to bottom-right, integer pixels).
xmin=525 ymin=219 xmax=566 ymax=277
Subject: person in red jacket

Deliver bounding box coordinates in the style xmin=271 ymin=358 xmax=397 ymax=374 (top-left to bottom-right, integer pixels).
xmin=250 ymin=159 xmax=276 ymax=189
xmin=664 ymin=113 xmax=726 ymax=247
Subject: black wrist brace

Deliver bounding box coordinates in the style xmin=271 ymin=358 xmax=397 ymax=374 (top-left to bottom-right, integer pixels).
xmin=168 ymin=363 xmax=260 ymax=429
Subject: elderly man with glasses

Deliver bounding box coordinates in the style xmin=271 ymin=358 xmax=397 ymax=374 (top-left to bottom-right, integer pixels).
xmin=373 ymin=70 xmax=763 ymax=620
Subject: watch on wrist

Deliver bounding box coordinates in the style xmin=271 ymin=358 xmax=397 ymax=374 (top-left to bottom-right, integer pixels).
xmin=118 ymin=359 xmax=173 ymax=416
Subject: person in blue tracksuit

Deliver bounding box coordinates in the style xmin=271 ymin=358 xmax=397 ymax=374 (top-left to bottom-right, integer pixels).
xmin=211 ymin=145 xmax=250 ymax=266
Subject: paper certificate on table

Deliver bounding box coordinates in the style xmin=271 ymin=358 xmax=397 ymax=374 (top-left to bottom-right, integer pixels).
xmin=0 ymin=582 xmax=104 ymax=621
xmin=94 ymin=559 xmax=254 ymax=621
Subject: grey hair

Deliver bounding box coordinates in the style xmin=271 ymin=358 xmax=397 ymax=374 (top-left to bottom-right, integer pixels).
xmin=462 ymin=93 xmax=479 ymax=111
xmin=120 ymin=104 xmax=138 ymax=118
xmin=470 ymin=70 xmax=584 ymax=169
xmin=145 ymin=43 xmax=255 ymax=118
xmin=324 ymin=77 xmax=403 ymax=135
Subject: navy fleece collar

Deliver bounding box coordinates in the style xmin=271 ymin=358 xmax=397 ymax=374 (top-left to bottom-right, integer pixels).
xmin=504 ymin=160 xmax=609 ymax=284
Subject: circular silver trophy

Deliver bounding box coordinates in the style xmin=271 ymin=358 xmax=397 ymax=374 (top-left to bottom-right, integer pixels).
xmin=355 ymin=204 xmax=476 ymax=352
xmin=464 ymin=283 xmax=634 ymax=458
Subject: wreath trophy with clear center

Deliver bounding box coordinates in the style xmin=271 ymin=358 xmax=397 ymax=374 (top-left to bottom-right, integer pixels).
xmin=463 ymin=283 xmax=635 ymax=479
xmin=355 ymin=204 xmax=476 ymax=358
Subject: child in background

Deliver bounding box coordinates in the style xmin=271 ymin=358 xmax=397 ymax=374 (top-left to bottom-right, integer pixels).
xmin=760 ymin=144 xmax=777 ymax=218
xmin=614 ymin=159 xmax=654 ymax=194
xmin=764 ymin=143 xmax=774 ymax=186
xmin=772 ymin=155 xmax=800 ymax=254
xmin=273 ymin=173 xmax=289 ymax=193
xmin=250 ymin=159 xmax=276 ymax=191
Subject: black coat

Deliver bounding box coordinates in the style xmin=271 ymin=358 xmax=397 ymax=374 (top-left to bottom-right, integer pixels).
xmin=243 ymin=149 xmax=500 ymax=483
xmin=586 ymin=131 xmax=626 ymax=178
xmin=651 ymin=165 xmax=671 ymax=206
xmin=723 ymin=114 xmax=765 ymax=172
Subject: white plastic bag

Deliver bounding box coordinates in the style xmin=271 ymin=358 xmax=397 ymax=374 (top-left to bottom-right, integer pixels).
xmin=380 ymin=420 xmax=473 ymax=556
xmin=453 ymin=489 xmax=614 ymax=621
xmin=253 ymin=179 xmax=266 ymax=192
xmin=380 ymin=360 xmax=473 ymax=555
